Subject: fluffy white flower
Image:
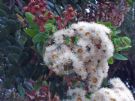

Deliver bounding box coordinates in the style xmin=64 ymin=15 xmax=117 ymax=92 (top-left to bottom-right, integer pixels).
xmin=66 ymin=87 xmax=89 ymax=101
xmin=43 ymin=21 xmax=114 ymax=92
xmin=91 ymin=78 xmax=135 ymax=101
xmin=43 ymin=22 xmax=135 ymax=101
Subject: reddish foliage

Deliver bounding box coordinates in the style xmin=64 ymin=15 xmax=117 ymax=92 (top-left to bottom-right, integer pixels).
xmin=77 ymin=1 xmax=129 ymax=27
xmin=26 ymin=86 xmax=49 ymax=101
xmin=23 ymin=0 xmax=76 ymax=32
xmin=26 ymin=86 xmax=60 ymax=101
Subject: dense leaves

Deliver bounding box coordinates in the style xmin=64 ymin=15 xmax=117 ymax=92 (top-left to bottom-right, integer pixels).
xmin=0 ymin=0 xmax=135 ymax=100
xmin=98 ymin=22 xmax=132 ymax=63
xmin=0 ymin=0 xmax=49 ymax=93
xmin=77 ymin=0 xmax=130 ymax=27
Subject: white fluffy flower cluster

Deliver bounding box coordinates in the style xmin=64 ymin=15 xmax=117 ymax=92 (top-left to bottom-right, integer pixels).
xmin=44 ymin=22 xmax=114 ymax=92
xmin=43 ymin=22 xmax=135 ymax=101
xmin=91 ymin=78 xmax=135 ymax=101
xmin=66 ymin=87 xmax=89 ymax=101
xmin=66 ymin=78 xmax=135 ymax=101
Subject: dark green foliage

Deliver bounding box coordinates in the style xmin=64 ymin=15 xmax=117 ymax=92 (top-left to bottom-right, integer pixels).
xmin=0 ymin=17 xmax=19 ymax=40
xmin=0 ymin=0 xmax=135 ymax=99
xmin=109 ymin=25 xmax=132 ymax=52
xmin=48 ymin=75 xmax=68 ymax=99
xmin=24 ymin=11 xmax=57 ymax=55
xmin=0 ymin=1 xmax=49 ymax=93
xmin=0 ymin=2 xmax=64 ymax=97
xmin=98 ymin=22 xmax=132 ymax=64
xmin=113 ymin=53 xmax=128 ymax=60
xmin=17 ymin=84 xmax=26 ymax=97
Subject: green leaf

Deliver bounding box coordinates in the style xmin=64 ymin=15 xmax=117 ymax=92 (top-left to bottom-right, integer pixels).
xmin=0 ymin=27 xmax=9 ymax=40
xmin=65 ymin=36 xmax=70 ymax=45
xmin=25 ymin=12 xmax=39 ymax=32
xmin=33 ymin=33 xmax=48 ymax=54
xmin=108 ymin=57 xmax=114 ymax=64
xmin=117 ymin=46 xmax=132 ymax=51
xmin=113 ymin=53 xmax=128 ymax=60
xmin=121 ymin=36 xmax=131 ymax=46
xmin=46 ymin=18 xmax=56 ymax=24
xmin=115 ymin=30 xmax=121 ymax=35
xmin=127 ymin=0 xmax=133 ymax=5
xmin=33 ymin=81 xmax=42 ymax=90
xmin=113 ymin=37 xmax=132 ymax=52
xmin=74 ymin=36 xmax=79 ymax=44
xmin=6 ymin=46 xmax=22 ymax=54
xmin=0 ymin=8 xmax=7 ymax=16
xmin=101 ymin=78 xmax=109 ymax=87
xmin=85 ymin=92 xmax=92 ymax=99
xmin=17 ymin=84 xmax=25 ymax=97
xmin=36 ymin=42 xmax=43 ymax=55
xmin=44 ymin=23 xmax=57 ymax=34
xmin=8 ymin=53 xmax=19 ymax=64
xmin=0 ymin=3 xmax=10 ymax=14
xmin=43 ymin=81 xmax=48 ymax=86
xmin=7 ymin=19 xmax=20 ymax=33
xmin=97 ymin=21 xmax=112 ymax=28
xmin=24 ymin=28 xmax=36 ymax=38
xmin=3 ymin=78 xmax=12 ymax=88
xmin=25 ymin=12 xmax=35 ymax=23
xmin=32 ymin=33 xmax=46 ymax=44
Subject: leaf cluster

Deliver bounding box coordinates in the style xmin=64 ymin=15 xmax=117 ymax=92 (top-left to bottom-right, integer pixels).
xmin=98 ymin=22 xmax=132 ymax=64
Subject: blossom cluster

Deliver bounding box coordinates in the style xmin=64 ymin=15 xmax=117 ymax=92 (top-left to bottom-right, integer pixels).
xmin=43 ymin=22 xmax=114 ymax=92
xmin=67 ymin=87 xmax=89 ymax=101
xmin=91 ymin=78 xmax=135 ymax=101
xmin=43 ymin=22 xmax=135 ymax=101
xmin=66 ymin=78 xmax=135 ymax=101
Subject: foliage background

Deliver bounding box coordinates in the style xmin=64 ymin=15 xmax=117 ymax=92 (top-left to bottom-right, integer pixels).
xmin=0 ymin=0 xmax=135 ymax=100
